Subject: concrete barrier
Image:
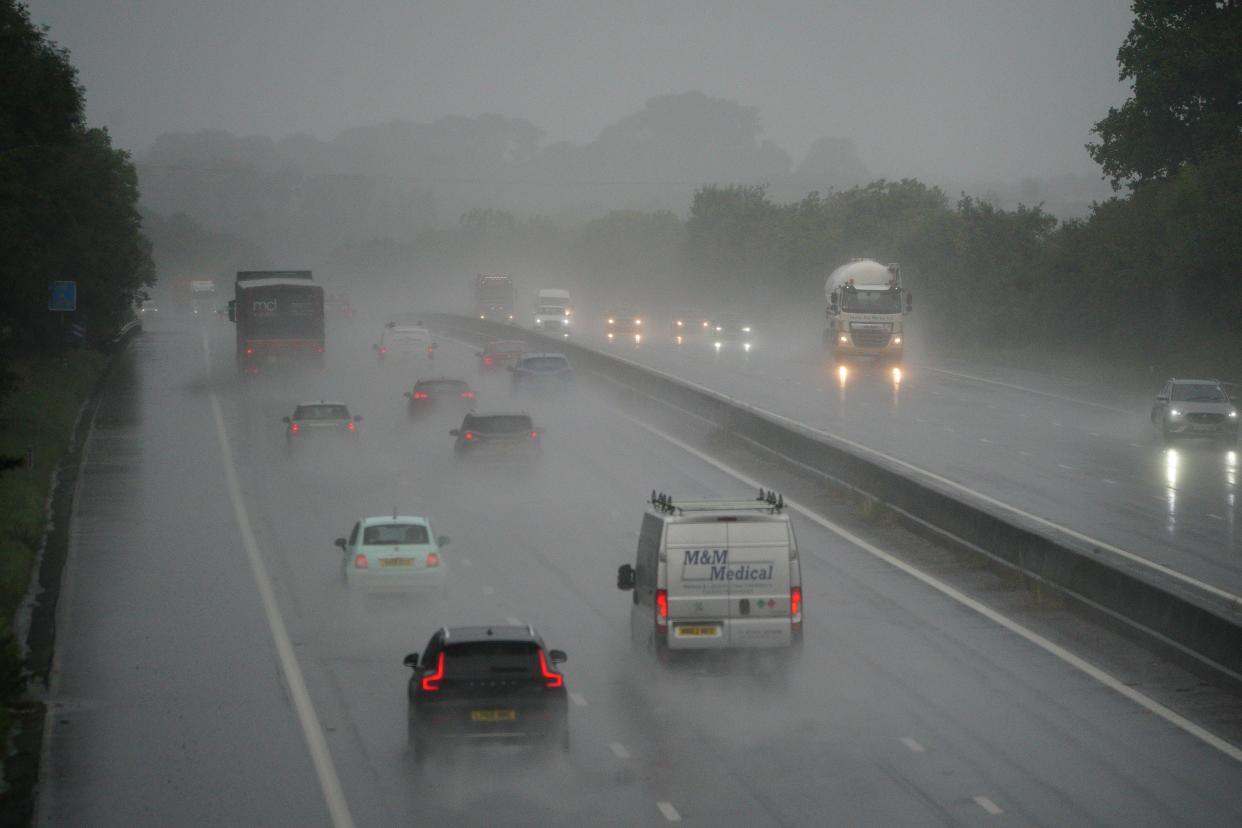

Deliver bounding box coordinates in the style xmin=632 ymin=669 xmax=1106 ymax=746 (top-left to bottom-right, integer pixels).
xmin=428 ymin=313 xmax=1242 ymax=684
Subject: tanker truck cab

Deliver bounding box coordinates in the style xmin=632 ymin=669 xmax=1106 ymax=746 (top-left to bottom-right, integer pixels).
xmin=617 ymin=490 xmax=803 ymax=666
xmin=824 ymin=258 xmax=911 ymax=370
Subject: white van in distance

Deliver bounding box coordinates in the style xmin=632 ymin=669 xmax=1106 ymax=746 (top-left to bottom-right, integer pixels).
xmin=617 ymin=490 xmax=803 ymax=664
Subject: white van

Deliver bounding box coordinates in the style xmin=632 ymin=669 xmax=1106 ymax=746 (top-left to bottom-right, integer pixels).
xmin=617 ymin=490 xmax=802 ymax=663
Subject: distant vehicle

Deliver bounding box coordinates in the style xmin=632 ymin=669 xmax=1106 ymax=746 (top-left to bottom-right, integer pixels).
xmin=404 ymin=624 xmax=569 ymax=762
xmin=605 ymin=310 xmax=643 ymax=344
xmin=617 ymin=490 xmax=803 ymax=667
xmin=477 ymin=339 xmax=527 ymax=371
xmin=228 ymin=270 xmax=325 ymax=375
xmin=190 ymin=279 xmax=217 ymax=316
xmin=823 ymin=259 xmax=911 ymax=372
xmin=510 ymin=353 xmax=575 ymax=391
xmin=706 ymin=315 xmax=755 ymax=353
xmin=532 ymin=288 xmax=571 ymax=336
xmin=336 ymin=515 xmax=449 ymax=592
xmin=282 ymin=401 xmax=361 ymax=452
xmin=671 ymin=310 xmax=710 ymax=345
xmin=138 ymin=299 xmax=160 ymax=314
xmin=375 ymin=323 xmax=434 ymax=363
xmin=405 ymin=378 xmax=476 ymax=418
xmin=1151 ymin=378 xmax=1239 ymax=444
xmin=450 ymin=412 xmax=541 ymax=459
xmin=474 ymin=274 xmax=515 ymax=322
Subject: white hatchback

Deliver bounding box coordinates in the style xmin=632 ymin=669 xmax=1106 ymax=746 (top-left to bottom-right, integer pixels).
xmin=337 ymin=516 xmax=450 ymax=592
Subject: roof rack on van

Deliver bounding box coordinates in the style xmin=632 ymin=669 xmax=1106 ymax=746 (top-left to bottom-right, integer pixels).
xmin=649 ymin=488 xmax=784 ymax=515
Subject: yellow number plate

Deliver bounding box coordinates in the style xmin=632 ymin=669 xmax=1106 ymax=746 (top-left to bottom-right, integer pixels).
xmin=675 ymin=625 xmax=721 ymax=638
xmin=471 ymin=709 xmax=517 ymax=722
xmin=380 ymin=558 xmax=414 ymax=567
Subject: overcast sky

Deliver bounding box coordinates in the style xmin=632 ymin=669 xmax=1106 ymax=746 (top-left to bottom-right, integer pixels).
xmin=29 ymin=0 xmax=1133 ymax=181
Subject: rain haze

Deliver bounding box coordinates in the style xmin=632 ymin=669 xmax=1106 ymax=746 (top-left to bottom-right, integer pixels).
xmin=6 ymin=1 xmax=1242 ymax=826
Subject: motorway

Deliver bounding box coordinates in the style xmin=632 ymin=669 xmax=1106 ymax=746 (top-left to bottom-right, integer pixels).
xmin=36 ymin=314 xmax=1242 ymax=826
xmin=569 ymin=322 xmax=1242 ymax=598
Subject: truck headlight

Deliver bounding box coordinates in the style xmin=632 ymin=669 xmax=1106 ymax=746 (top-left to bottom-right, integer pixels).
xmin=838 ymin=334 xmax=848 ymax=344
xmin=893 ymin=336 xmax=902 ymax=344
xmin=1169 ymin=409 xmax=1182 ymax=418
xmin=1230 ymin=409 xmax=1237 ymax=418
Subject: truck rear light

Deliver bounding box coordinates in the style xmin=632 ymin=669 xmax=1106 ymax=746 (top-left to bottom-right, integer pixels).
xmin=483 ymin=355 xmax=493 ymax=366
xmin=347 ymin=421 xmax=357 ymax=432
xmin=421 ymin=652 xmax=445 ymax=691
xmin=353 ymin=553 xmax=368 ymax=569
xmin=244 ymin=346 xmax=254 ymax=356
xmin=290 ymin=422 xmax=299 ymax=433
xmin=656 ymin=589 xmax=668 ymax=634
xmin=379 ymin=346 xmax=388 ymax=354
xmin=425 ymin=552 xmax=440 ymax=567
xmin=460 ymin=391 xmax=474 ymax=399
xmin=463 ymin=431 xmax=474 ymax=440
xmin=538 ymin=650 xmax=563 ymax=688
xmin=529 ymin=430 xmax=539 ymax=439
xmin=413 ymin=391 xmax=430 ymax=399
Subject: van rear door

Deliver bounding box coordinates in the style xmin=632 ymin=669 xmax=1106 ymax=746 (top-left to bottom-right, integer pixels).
xmin=724 ymin=520 xmax=791 ymax=648
xmin=665 ymin=522 xmax=731 ymax=648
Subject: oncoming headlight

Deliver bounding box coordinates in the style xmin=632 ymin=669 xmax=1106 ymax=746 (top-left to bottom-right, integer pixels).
xmin=838 ymin=334 xmax=848 ymax=344
xmin=1168 ymin=409 xmax=1182 ymax=418
xmin=1230 ymin=409 xmax=1238 ymax=418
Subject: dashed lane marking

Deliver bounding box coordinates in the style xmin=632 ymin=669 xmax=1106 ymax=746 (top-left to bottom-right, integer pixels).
xmin=974 ymin=796 xmax=1003 ymax=815
xmin=1057 ymin=463 xmax=1073 ymax=470
xmin=978 ymin=438 xmax=993 ymax=444
xmin=1208 ymin=514 xmax=1224 ymax=521
xmin=900 ymin=737 xmax=926 ymax=753
xmin=569 ymin=692 xmax=588 ymax=707
xmin=657 ymin=802 xmax=682 ymax=822
xmin=609 ymin=742 xmax=631 ymax=759
xmin=461 ymin=558 xmax=473 ymax=567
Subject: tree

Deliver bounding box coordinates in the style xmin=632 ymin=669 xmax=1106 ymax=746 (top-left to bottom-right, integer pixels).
xmin=1088 ymin=0 xmax=1242 ymax=187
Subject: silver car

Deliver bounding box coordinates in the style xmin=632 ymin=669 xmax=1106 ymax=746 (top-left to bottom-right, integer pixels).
xmin=1151 ymin=378 xmax=1239 ymax=444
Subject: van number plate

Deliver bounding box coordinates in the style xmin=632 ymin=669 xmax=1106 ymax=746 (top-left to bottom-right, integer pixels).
xmin=675 ymin=625 xmax=721 ymax=638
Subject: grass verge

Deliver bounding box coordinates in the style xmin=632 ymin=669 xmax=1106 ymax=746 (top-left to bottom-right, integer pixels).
xmin=0 ymin=350 xmax=109 ymax=741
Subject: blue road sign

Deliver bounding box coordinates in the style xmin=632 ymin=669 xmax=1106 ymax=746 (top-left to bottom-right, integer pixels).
xmin=49 ymin=281 xmax=77 ymax=311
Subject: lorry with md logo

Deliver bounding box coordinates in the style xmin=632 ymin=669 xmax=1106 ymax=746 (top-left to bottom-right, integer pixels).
xmin=616 ymin=490 xmax=802 ymax=667
xmin=227 ymin=270 xmax=325 ymax=375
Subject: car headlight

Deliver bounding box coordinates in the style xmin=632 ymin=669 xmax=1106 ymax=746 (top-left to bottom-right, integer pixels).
xmin=838 ymin=334 xmax=848 ymax=344
xmin=741 ymin=326 xmax=751 ymax=333
xmin=635 ymin=318 xmax=643 ymax=325
xmin=893 ymin=336 xmax=902 ymax=344
xmin=1168 ymin=409 xmax=1182 ymax=418
xmin=608 ymin=318 xmax=615 ymax=325
xmin=562 ymin=318 xmax=569 ymax=325
xmin=1230 ymin=409 xmax=1238 ymax=418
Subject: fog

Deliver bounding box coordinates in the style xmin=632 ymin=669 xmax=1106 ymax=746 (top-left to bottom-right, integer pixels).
xmin=33 ymin=0 xmax=1130 ymax=183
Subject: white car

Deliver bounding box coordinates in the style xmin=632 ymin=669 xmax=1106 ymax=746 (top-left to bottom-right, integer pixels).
xmin=375 ymin=323 xmax=433 ymax=362
xmin=336 ymin=515 xmax=450 ymax=592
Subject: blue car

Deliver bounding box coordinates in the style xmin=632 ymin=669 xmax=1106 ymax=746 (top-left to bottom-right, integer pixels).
xmin=510 ymin=353 xmax=575 ymax=391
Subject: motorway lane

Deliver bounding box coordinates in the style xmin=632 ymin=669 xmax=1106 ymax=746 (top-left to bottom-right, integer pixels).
xmin=569 ymin=326 xmax=1241 ymax=595
xmin=40 ymin=314 xmax=1242 ymax=825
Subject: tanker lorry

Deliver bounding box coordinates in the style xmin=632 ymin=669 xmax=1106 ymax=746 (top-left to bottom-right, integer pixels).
xmin=823 ymin=259 xmax=911 ymax=369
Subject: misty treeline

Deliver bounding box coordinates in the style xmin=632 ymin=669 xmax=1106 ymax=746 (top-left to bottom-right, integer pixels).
xmin=0 ymin=1 xmax=153 ymax=351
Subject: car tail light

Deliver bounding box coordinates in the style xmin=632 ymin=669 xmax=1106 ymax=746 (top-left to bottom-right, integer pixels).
xmin=353 ymin=553 xmax=367 ymax=569
xmin=529 ymin=430 xmax=539 ymax=439
xmin=463 ymin=431 xmax=474 ymax=440
xmin=656 ymin=589 xmax=668 ymax=634
xmin=290 ymin=422 xmax=299 ymax=433
xmin=413 ymin=391 xmax=430 ymax=399
xmin=483 ymin=355 xmax=493 ymax=366
xmin=538 ymin=650 xmax=563 ymax=688
xmin=460 ymin=391 xmax=474 ymax=399
xmin=421 ymin=652 xmax=445 ymax=691
xmin=244 ymin=346 xmax=254 ymax=356
xmin=347 ymin=421 xmax=357 ymax=432
xmin=379 ymin=346 xmax=388 ymax=354
xmin=425 ymin=552 xmax=440 ymax=567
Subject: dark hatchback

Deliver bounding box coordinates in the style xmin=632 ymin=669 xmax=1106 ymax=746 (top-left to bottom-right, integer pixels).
xmin=450 ymin=412 xmax=541 ymax=458
xmin=405 ymin=625 xmax=569 ymax=761
xmin=405 ymin=378 xmax=476 ymax=418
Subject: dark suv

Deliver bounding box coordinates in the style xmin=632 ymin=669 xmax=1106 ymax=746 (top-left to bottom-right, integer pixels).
xmin=404 ymin=625 xmax=569 ymax=762
xmin=450 ymin=412 xmax=541 ymax=458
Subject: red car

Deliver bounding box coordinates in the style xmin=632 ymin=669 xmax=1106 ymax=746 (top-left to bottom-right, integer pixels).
xmin=477 ymin=339 xmax=526 ymax=371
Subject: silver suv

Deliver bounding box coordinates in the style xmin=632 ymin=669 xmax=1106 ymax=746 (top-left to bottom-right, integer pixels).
xmin=1151 ymin=379 xmax=1239 ymax=444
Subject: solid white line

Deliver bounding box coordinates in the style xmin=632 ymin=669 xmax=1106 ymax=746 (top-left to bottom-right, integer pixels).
xmin=569 ymin=692 xmax=588 ymax=707
xmin=204 ymin=336 xmax=355 ymax=828
xmin=900 ymin=737 xmax=926 ymax=753
xmin=617 ymin=413 xmax=1242 ymax=764
xmin=609 ymin=742 xmax=631 ymax=759
xmin=974 ymin=796 xmax=1004 ymax=815
xmin=656 ymin=802 xmax=682 ymax=822
xmin=923 ymin=366 xmax=1132 ymax=415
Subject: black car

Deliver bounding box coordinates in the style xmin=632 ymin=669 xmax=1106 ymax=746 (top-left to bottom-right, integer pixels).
xmin=450 ymin=412 xmax=541 ymax=458
xmin=404 ymin=625 xmax=569 ymax=762
xmin=282 ymin=401 xmax=362 ymax=452
xmin=405 ymin=378 xmax=476 ymax=418
xmin=510 ymin=353 xmax=574 ymax=391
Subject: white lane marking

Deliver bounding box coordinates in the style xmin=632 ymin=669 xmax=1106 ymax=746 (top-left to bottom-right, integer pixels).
xmin=900 ymin=737 xmax=925 ymax=753
xmin=1208 ymin=514 xmax=1224 ymax=521
xmin=942 ymin=426 xmax=956 ymax=433
xmin=1089 ymin=432 xmax=1100 ymax=438
xmin=1103 ymin=479 xmax=1118 ymax=486
xmin=482 ymin=585 xmax=496 ymax=595
xmin=569 ymin=692 xmax=588 ymax=707
xmin=657 ymin=802 xmax=682 ymax=822
xmin=204 ymin=335 xmax=355 ymax=828
xmin=1017 ymin=450 xmax=1033 ymax=457
xmin=461 ymin=558 xmax=473 ymax=567
xmin=974 ymin=796 xmax=1003 ymax=815
xmin=617 ymin=414 xmax=1242 ymax=764
xmin=922 ymin=366 xmax=1132 ymax=415
xmin=978 ymin=438 xmax=993 ymax=444
xmin=505 ymin=616 xmax=520 ymax=625
xmin=1057 ymin=463 xmax=1073 ymax=470
xmin=577 ymin=343 xmax=1242 ymax=604
xmin=1052 ymin=420 xmax=1063 ymax=427
xmin=609 ymin=742 xmax=631 ymax=759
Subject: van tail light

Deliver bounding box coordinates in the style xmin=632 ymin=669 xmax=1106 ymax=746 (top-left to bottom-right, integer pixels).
xmin=790 ymin=586 xmax=802 ymax=631
xmin=656 ymin=589 xmax=668 ymax=634
xmin=463 ymin=431 xmax=474 ymax=440
xmin=460 ymin=391 xmax=474 ymax=399
xmin=425 ymin=552 xmax=440 ymax=568
xmin=421 ymin=652 xmax=445 ymax=691
xmin=346 ymin=421 xmax=357 ymax=432
xmin=538 ymin=650 xmax=563 ymax=688
xmin=353 ymin=554 xmax=368 ymax=569
xmin=413 ymin=391 xmax=430 ymax=399
xmin=483 ymin=355 xmax=494 ymax=366
xmin=244 ymin=346 xmax=254 ymax=356
xmin=290 ymin=422 xmax=299 ymax=433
